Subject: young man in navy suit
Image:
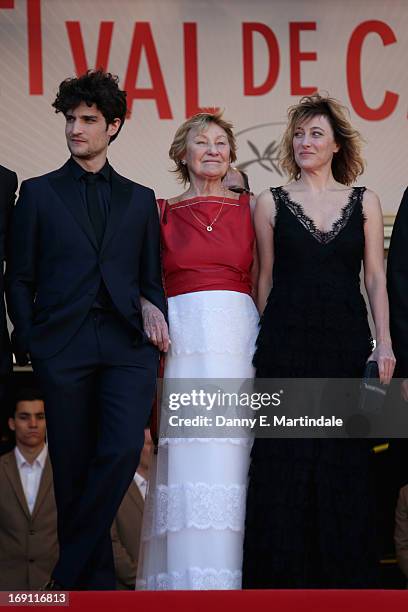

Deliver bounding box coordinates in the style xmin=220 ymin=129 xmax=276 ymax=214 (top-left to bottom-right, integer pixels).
xmin=7 ymin=70 xmax=168 ymax=590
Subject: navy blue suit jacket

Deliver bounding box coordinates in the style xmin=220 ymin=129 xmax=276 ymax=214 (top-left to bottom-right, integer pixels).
xmin=0 ymin=164 xmax=16 ymax=374
xmin=388 ymin=187 xmax=408 ymax=378
xmin=6 ymin=160 xmax=166 ymax=360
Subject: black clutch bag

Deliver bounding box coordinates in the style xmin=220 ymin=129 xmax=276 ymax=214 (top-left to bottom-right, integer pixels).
xmin=358 ymin=361 xmax=388 ymax=414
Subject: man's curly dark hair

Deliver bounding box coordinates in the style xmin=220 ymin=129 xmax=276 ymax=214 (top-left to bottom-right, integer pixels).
xmin=52 ymin=70 xmax=127 ymax=143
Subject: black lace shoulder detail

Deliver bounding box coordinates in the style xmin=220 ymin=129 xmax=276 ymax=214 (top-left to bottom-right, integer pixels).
xmin=269 ymin=187 xmax=282 ymax=209
xmin=276 ymin=186 xmax=365 ymax=245
xmin=269 ymin=187 xmax=283 ymax=225
xmin=353 ymin=186 xmax=367 ymax=223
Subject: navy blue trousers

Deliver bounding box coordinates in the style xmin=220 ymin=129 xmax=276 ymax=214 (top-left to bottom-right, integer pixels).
xmin=33 ymin=310 xmax=158 ymax=590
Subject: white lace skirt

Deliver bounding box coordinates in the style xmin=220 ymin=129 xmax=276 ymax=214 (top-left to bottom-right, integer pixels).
xmin=137 ymin=290 xmax=259 ymax=590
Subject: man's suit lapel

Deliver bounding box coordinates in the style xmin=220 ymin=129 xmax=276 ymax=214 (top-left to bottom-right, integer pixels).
xmin=4 ymin=452 xmax=30 ymax=519
xmin=101 ymin=169 xmax=133 ymax=252
xmin=32 ymin=455 xmax=52 ymax=519
xmin=48 ymin=161 xmax=98 ymax=250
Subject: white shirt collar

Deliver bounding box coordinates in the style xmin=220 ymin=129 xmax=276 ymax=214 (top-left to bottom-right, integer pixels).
xmin=134 ymin=471 xmax=147 ymax=489
xmin=15 ymin=444 xmax=47 ymax=469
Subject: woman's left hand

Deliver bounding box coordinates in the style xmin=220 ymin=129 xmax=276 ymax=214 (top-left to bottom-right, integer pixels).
xmin=368 ymin=341 xmax=396 ymax=385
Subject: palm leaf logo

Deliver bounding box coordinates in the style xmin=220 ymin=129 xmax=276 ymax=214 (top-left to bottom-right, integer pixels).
xmin=238 ymin=139 xmax=282 ymax=176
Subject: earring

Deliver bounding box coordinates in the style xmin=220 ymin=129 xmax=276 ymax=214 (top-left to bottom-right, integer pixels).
xmin=181 ymin=160 xmax=186 ymax=165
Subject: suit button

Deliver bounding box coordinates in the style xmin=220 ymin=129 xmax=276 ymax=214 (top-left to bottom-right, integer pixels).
xmin=29 ymin=529 xmax=35 ymax=535
xmin=28 ymin=558 xmax=34 ymax=563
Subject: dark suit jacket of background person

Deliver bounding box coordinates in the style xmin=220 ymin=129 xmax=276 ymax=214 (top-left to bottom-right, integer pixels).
xmin=111 ymin=479 xmax=144 ymax=589
xmin=395 ymin=484 xmax=408 ymax=581
xmin=6 ymin=159 xmax=167 ymax=362
xmin=387 ymin=187 xmax=408 ymax=378
xmin=0 ymin=165 xmax=16 ymax=392
xmin=386 ymin=189 xmax=408 ymax=563
xmin=0 ymin=450 xmax=58 ymax=590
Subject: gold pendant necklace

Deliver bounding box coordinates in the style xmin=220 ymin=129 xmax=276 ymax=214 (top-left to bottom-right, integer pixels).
xmin=188 ymin=190 xmax=227 ymax=232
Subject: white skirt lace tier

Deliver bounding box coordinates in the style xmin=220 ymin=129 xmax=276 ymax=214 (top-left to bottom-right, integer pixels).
xmin=137 ymin=291 xmax=259 ymax=590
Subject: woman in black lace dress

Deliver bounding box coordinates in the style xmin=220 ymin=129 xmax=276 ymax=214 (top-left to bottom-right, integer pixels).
xmin=243 ymin=94 xmax=395 ymax=588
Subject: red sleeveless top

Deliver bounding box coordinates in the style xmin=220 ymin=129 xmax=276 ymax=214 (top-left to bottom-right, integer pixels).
xmin=158 ymin=193 xmax=254 ymax=298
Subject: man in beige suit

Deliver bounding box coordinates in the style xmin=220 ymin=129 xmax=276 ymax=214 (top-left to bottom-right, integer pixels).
xmin=111 ymin=429 xmax=151 ymax=589
xmin=0 ymin=388 xmax=58 ymax=590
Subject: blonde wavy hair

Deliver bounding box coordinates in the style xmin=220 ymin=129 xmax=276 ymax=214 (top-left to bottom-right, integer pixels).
xmin=279 ymin=93 xmax=365 ymax=185
xmin=169 ymin=111 xmax=237 ymax=184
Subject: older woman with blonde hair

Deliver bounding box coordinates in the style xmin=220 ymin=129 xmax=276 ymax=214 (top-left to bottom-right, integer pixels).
xmin=137 ymin=112 xmax=259 ymax=590
xmin=243 ymin=93 xmax=395 ymax=588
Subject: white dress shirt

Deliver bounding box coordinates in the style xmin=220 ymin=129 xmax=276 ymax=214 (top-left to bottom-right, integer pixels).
xmin=133 ymin=471 xmax=147 ymax=500
xmin=14 ymin=445 xmax=47 ymax=514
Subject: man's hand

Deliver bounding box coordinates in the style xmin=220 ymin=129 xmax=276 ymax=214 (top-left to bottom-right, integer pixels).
xmin=140 ymin=297 xmax=170 ymax=352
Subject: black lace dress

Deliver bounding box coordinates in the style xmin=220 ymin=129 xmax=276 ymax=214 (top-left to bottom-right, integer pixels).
xmin=242 ymin=186 xmax=378 ymax=588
